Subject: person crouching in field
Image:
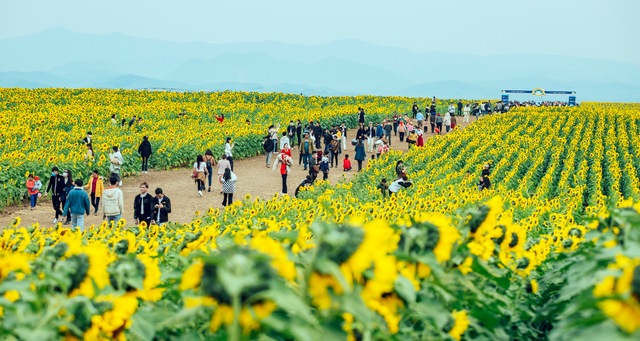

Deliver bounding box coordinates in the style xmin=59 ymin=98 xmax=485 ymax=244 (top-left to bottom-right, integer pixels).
xmin=343 ymin=154 xmax=352 ymax=171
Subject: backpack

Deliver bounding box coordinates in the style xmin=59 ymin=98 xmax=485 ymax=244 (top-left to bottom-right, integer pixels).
xmin=263 ymin=138 xmax=274 ymax=153
xmin=205 ymin=156 xmax=212 ymax=168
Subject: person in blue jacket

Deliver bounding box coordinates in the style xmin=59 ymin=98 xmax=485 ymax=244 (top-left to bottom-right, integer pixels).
xmin=62 ymin=179 xmax=91 ymax=231
xmin=354 ymin=140 xmax=366 ymax=172
xmin=376 ymin=122 xmax=384 ymax=138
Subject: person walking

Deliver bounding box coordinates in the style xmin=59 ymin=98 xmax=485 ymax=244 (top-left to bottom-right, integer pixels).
xmin=416 ymin=111 xmax=424 ymax=129
xmin=193 ymin=155 xmax=208 ymax=197
xmin=411 ymin=102 xmax=418 ymax=119
xmin=224 ymin=138 xmax=234 ymax=171
xmin=392 ymin=112 xmax=399 ymax=136
xmin=221 ymin=168 xmax=237 ymax=207
xmin=204 ymin=149 xmax=216 ymax=193
xmin=435 ymin=113 xmax=443 ymax=135
xmin=153 ymin=188 xmax=171 ymax=225
xmin=365 ymin=122 xmax=375 ymax=153
xmin=102 ymin=176 xmax=124 ymax=226
xmin=448 ymin=103 xmax=456 ymax=118
xmin=267 ymin=124 xmax=280 ymax=166
xmin=358 ymin=108 xmax=366 ymax=128
xmin=280 ymin=131 xmax=290 ymax=151
xmin=416 ymin=127 xmax=424 ymax=147
xmin=329 ymin=135 xmax=340 ymax=168
xmin=109 ymin=146 xmax=124 ymax=186
xmin=443 ymin=112 xmax=452 ymax=133
xmin=463 ymin=104 xmax=471 ymax=123
xmin=354 ymin=139 xmax=366 ymax=172
xmin=84 ymin=170 xmax=104 ymax=216
xmin=61 ymin=169 xmax=74 ymax=225
xmin=217 ymin=155 xmax=231 ymax=193
xmin=273 ymin=152 xmax=292 ymax=194
xmin=296 ymin=120 xmax=303 ymax=149
xmin=429 ymin=109 xmax=436 ymax=134
xmin=26 ymin=174 xmax=39 ymax=211
xmin=62 ymin=179 xmax=91 ymax=231
xmin=133 ymin=182 xmax=154 ymax=226
xmin=457 ymin=100 xmax=463 ymax=116
xmin=287 ymin=121 xmax=296 ymax=148
xmin=340 ymin=123 xmax=348 ymax=151
xmin=398 ymin=120 xmax=406 ymax=142
xmin=138 ymin=136 xmax=152 ymax=174
xmin=384 ymin=120 xmax=393 ymax=146
xmin=44 ymin=167 xmax=65 ymax=224
xmin=300 ymin=133 xmax=315 ymax=171
xmin=264 ymin=134 xmax=275 ymax=167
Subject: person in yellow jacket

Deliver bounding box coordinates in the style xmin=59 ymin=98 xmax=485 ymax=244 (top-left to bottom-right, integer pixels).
xmin=84 ymin=169 xmax=104 ymax=216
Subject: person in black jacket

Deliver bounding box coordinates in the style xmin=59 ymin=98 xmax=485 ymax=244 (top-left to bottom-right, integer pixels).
xmin=313 ymin=122 xmax=323 ymax=149
xmin=323 ymin=129 xmax=333 ymax=154
xmin=287 ymin=121 xmax=296 ymax=149
xmin=81 ymin=132 xmax=92 ymax=145
xmin=44 ymin=167 xmax=66 ymax=224
xmin=412 ymin=102 xmax=418 ymax=119
xmin=295 ymin=120 xmax=303 ymax=149
xmin=457 ymin=101 xmax=463 ymax=116
xmin=133 ymin=182 xmax=154 ymax=226
xmin=153 ymin=188 xmax=171 ymax=225
xmin=138 ymin=136 xmax=153 ymax=174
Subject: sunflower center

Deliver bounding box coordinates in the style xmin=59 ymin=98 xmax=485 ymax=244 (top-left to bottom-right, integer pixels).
xmin=509 ymin=233 xmax=519 ymax=248
xmin=468 ymin=205 xmax=491 ymax=234
xmin=562 ymin=238 xmax=574 ymax=249
xmin=68 ymin=254 xmax=90 ymax=293
xmin=422 ymin=223 xmax=441 ymax=251
xmin=568 ymin=228 xmax=582 ymax=238
xmin=492 ymin=225 xmax=507 ymax=245
xmin=516 ymin=257 xmax=530 ymax=270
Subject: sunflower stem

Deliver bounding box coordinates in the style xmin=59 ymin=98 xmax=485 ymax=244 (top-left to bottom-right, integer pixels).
xmin=301 ymin=245 xmax=320 ymax=305
xmin=230 ymin=293 xmax=241 ymax=341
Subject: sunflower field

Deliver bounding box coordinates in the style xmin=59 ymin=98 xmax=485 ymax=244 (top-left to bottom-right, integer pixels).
xmin=0 ymin=88 xmax=467 ymax=209
xmin=1 ymin=96 xmax=640 ymax=340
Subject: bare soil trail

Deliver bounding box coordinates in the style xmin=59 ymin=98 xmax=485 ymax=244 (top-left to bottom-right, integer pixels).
xmin=0 ymin=117 xmax=477 ymax=228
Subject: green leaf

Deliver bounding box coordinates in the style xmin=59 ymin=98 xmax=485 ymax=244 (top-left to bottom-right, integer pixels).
xmin=394 ymin=275 xmax=416 ymax=304
xmin=127 ymin=313 xmax=156 ymax=341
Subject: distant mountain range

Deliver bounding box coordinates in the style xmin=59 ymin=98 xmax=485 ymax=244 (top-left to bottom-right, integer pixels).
xmin=1 ymin=27 xmax=639 ymax=101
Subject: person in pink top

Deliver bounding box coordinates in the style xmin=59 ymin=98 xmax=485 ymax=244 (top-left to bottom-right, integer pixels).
xmin=26 ymin=174 xmax=39 ymax=210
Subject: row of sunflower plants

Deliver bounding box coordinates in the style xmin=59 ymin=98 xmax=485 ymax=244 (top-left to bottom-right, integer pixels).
xmin=2 ymin=88 xmax=466 ymax=209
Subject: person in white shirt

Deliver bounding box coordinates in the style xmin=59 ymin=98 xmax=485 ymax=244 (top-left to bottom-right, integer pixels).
xmin=280 ymin=132 xmax=290 ymax=151
xmin=389 ymin=176 xmax=413 ymax=195
xmin=109 ymin=146 xmax=124 ymax=186
xmin=448 ymin=104 xmax=456 ymax=116
xmin=443 ymin=113 xmax=452 ymax=133
xmin=224 ymin=137 xmax=234 ymax=171
xmin=463 ymin=104 xmax=471 ymax=123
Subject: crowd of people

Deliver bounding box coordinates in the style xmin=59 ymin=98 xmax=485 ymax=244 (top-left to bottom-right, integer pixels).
xmin=26 ymin=101 xmax=499 ymax=230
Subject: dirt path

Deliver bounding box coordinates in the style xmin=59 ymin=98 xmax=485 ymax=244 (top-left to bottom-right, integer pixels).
xmin=1 ymin=117 xmax=477 ymax=228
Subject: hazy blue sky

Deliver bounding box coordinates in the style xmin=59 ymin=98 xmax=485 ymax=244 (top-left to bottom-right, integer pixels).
xmin=1 ymin=0 xmax=638 ymax=64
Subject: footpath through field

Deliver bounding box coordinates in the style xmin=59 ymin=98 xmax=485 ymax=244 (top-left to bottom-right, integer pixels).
xmin=0 ymin=117 xmax=477 ymax=228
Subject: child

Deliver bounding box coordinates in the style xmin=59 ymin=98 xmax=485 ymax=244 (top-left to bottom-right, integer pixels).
xmin=407 ymin=131 xmax=417 ymax=149
xmin=320 ymin=156 xmax=330 ymax=180
xmin=343 ymin=154 xmax=352 ymax=171
xmin=34 ymin=176 xmax=43 ymax=193
xmin=371 ymin=154 xmax=376 ymax=161
xmin=377 ymin=179 xmax=389 ymax=199
xmin=26 ymin=174 xmax=39 ymax=210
